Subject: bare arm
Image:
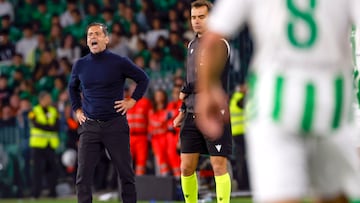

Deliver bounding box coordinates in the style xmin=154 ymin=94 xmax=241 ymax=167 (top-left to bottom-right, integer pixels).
xmin=195 ymin=32 xmax=230 ymax=140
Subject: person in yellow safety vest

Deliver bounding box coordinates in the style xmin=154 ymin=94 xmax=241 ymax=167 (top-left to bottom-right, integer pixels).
xmin=229 ymin=84 xmax=250 ymax=191
xmin=28 ymin=91 xmax=60 ymax=199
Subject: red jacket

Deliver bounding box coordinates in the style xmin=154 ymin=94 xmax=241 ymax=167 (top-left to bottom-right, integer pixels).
xmin=148 ymin=108 xmax=168 ymax=136
xmin=127 ymin=97 xmax=152 ymax=134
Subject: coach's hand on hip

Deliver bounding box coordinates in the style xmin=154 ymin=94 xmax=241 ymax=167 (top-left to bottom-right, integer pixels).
xmin=114 ymin=98 xmax=136 ymax=115
xmin=75 ymin=109 xmax=87 ymax=125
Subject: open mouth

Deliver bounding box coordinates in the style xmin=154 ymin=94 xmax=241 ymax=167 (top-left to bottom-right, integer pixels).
xmin=91 ymin=41 xmax=98 ymax=46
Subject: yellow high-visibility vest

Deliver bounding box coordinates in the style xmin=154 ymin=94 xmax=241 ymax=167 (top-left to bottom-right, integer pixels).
xmin=29 ymin=105 xmax=59 ymax=149
xmin=230 ymin=92 xmax=245 ymax=136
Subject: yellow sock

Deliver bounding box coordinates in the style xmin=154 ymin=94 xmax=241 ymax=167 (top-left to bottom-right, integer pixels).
xmin=181 ymin=173 xmax=198 ymax=203
xmin=215 ymin=173 xmax=231 ymax=203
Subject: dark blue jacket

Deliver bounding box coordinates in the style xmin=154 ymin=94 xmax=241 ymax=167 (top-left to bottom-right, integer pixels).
xmin=68 ymin=49 xmax=149 ymax=120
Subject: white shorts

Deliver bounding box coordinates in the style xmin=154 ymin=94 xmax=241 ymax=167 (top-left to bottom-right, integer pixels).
xmin=246 ymin=70 xmax=360 ymax=202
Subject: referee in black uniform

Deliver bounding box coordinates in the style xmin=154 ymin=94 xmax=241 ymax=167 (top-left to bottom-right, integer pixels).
xmin=172 ymin=1 xmax=233 ymax=203
xmin=68 ymin=23 xmax=149 ymax=203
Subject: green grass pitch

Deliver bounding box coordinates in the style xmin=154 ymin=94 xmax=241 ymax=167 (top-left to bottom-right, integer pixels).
xmin=0 ymin=197 xmax=253 ymax=203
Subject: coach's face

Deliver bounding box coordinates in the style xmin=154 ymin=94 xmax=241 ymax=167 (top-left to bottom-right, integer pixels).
xmin=87 ymin=25 xmax=109 ymax=54
xmin=191 ymin=6 xmax=209 ymax=35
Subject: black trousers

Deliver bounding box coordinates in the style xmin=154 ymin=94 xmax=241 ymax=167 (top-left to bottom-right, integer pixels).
xmin=76 ymin=115 xmax=136 ymax=203
xmin=31 ymin=146 xmax=58 ymax=198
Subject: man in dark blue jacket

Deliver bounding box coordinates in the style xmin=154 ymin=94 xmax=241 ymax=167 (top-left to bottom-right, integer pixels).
xmin=68 ymin=22 xmax=149 ymax=203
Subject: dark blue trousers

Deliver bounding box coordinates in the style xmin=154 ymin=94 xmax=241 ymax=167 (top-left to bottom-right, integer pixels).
xmin=76 ymin=115 xmax=136 ymax=203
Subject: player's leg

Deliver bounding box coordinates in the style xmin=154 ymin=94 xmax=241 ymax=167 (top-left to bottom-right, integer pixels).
xmin=76 ymin=120 xmax=104 ymax=203
xmin=309 ymin=125 xmax=360 ymax=203
xmin=101 ymin=116 xmax=136 ymax=203
xmin=246 ymin=120 xmax=308 ymax=203
xmin=207 ymin=123 xmax=232 ymax=203
xmin=181 ymin=152 xmax=200 ymax=203
xmin=210 ymin=156 xmax=231 ymax=203
xmin=180 ymin=112 xmax=207 ymax=203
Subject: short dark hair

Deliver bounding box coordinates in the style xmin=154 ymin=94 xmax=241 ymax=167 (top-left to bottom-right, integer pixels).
xmin=86 ymin=22 xmax=109 ymax=36
xmin=191 ymin=0 xmax=213 ymax=11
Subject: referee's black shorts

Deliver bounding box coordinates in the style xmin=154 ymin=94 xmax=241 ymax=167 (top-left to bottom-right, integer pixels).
xmin=180 ymin=112 xmax=232 ymax=157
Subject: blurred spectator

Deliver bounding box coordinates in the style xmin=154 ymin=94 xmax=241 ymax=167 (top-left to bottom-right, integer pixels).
xmin=50 ymin=14 xmax=62 ymax=27
xmin=174 ymin=1 xmax=188 ymax=21
xmin=168 ymin=31 xmax=186 ymax=59
xmin=15 ymin=0 xmax=36 ymax=27
xmin=58 ymin=57 xmax=72 ymax=80
xmin=125 ymin=82 xmax=152 ymax=175
xmin=32 ymin=1 xmax=52 ymax=34
xmin=0 ymin=0 xmax=14 ymax=22
xmin=0 ymin=104 xmax=16 ymax=127
xmin=0 ymin=75 xmax=11 ymax=104
xmin=0 ymin=29 xmax=15 ymax=66
xmin=48 ymin=23 xmax=63 ymax=50
xmin=17 ymin=97 xmax=32 ymax=189
xmin=148 ymin=89 xmax=170 ymax=176
xmin=165 ymin=81 xmax=183 ymax=179
xmin=114 ymin=2 xmax=125 ymax=18
xmin=27 ymin=32 xmax=50 ymax=69
xmin=6 ymin=54 xmax=32 ymax=80
xmin=64 ymin=101 xmax=78 ymax=150
xmin=145 ymin=17 xmax=169 ymax=49
xmin=135 ymin=0 xmax=152 ymax=32
xmin=17 ymin=98 xmax=32 ymax=127
xmin=114 ymin=2 xmax=126 ymax=30
xmin=8 ymin=69 xmax=25 ymax=91
xmin=101 ymin=0 xmax=116 ymax=9
xmin=121 ymin=5 xmax=136 ymax=35
xmin=154 ymin=35 xmax=169 ymax=56
xmin=108 ymin=22 xmax=130 ymax=57
xmin=167 ymin=9 xmax=182 ymax=32
xmin=84 ymin=2 xmax=102 ymax=25
xmin=56 ymin=34 xmax=81 ymax=64
xmin=15 ymin=24 xmax=38 ymax=67
xmin=8 ymin=93 xmax=20 ymax=115
xmin=51 ymin=76 xmax=66 ymax=102
xmin=64 ymin=8 xmax=86 ymax=42
xmin=28 ymin=91 xmax=59 ymax=198
xmin=46 ymin=0 xmax=66 ymax=16
xmin=62 ymin=103 xmax=78 ymax=176
xmin=128 ymin=22 xmax=145 ymax=55
xmin=101 ymin=7 xmax=115 ymax=31
xmin=135 ymin=39 xmax=151 ymax=67
xmin=17 ymin=79 xmax=36 ymax=105
xmin=149 ymin=47 xmax=162 ymax=72
xmin=152 ymin=0 xmax=176 ymax=13
xmin=60 ymin=0 xmax=77 ymax=28
xmin=0 ymin=15 xmax=21 ymax=43
xmin=34 ymin=55 xmax=58 ymax=93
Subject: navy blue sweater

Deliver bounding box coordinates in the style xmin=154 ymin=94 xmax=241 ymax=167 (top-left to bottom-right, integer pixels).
xmin=68 ymin=50 xmax=149 ymax=120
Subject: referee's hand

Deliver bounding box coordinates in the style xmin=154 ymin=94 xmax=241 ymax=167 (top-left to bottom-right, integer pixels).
xmin=114 ymin=98 xmax=136 ymax=115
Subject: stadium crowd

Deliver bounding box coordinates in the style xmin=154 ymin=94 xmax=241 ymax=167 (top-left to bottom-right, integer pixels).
xmin=0 ymin=0 xmax=250 ymax=199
